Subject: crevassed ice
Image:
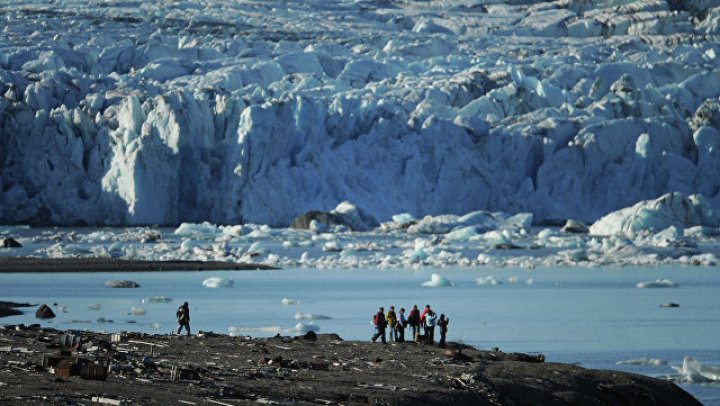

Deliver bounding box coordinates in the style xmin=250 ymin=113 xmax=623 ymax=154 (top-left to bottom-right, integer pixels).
xmin=0 ymin=1 xmax=720 ymax=228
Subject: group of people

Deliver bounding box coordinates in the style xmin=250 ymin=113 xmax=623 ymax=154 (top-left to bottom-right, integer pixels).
xmin=371 ymin=305 xmax=449 ymax=347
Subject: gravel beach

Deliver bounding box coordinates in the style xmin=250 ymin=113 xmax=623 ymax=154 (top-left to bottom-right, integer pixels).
xmin=0 ymin=324 xmax=701 ymax=405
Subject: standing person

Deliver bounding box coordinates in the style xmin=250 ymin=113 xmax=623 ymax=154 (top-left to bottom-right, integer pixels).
xmin=425 ymin=310 xmax=437 ymax=344
xmin=408 ymin=305 xmax=420 ymax=340
xmin=385 ymin=306 xmax=397 ymax=342
xmin=437 ymin=314 xmax=449 ymax=348
xmin=397 ymin=308 xmax=407 ymax=343
xmin=420 ymin=305 xmax=431 ymax=335
xmin=176 ymin=302 xmax=191 ymax=336
xmin=371 ymin=307 xmax=387 ymax=344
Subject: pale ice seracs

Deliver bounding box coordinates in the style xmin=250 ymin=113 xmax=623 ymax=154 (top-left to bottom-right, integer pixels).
xmin=1 ymin=1 xmax=720 ymax=227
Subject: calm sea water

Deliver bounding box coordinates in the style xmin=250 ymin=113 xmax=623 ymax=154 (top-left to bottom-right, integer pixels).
xmin=1 ymin=266 xmax=719 ymax=404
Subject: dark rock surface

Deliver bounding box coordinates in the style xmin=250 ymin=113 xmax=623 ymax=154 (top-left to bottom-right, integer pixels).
xmin=34 ymin=304 xmax=56 ymax=319
xmin=0 ymin=326 xmax=700 ymax=405
xmin=0 ymin=237 xmax=22 ymax=248
xmin=561 ymin=219 xmax=590 ymax=234
xmin=0 ymin=301 xmax=33 ymax=318
xmin=290 ymin=210 xmax=347 ymax=230
xmin=0 ymin=257 xmax=277 ymax=273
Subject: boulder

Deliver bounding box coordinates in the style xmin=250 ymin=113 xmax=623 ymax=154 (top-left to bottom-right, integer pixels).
xmin=1 ymin=238 xmax=22 ymax=248
xmin=35 ymin=304 xmax=56 ymax=319
xmin=105 ymin=280 xmax=141 ymax=288
xmin=290 ymin=211 xmax=346 ymax=230
xmin=561 ymin=219 xmax=589 ymax=234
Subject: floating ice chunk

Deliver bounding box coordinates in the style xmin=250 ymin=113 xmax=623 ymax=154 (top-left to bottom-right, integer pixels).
xmin=525 ymin=278 xmax=535 ymax=285
xmin=142 ymin=296 xmax=172 ymax=303
xmin=105 ymin=280 xmax=140 ymax=288
xmin=673 ymin=356 xmax=720 ymax=382
xmin=561 ymin=249 xmax=589 ymax=263
xmin=151 ymin=323 xmax=161 ymax=329
xmin=294 ymin=312 xmax=332 ymax=320
xmin=393 ymin=213 xmax=415 ymax=224
xmin=282 ymin=298 xmax=301 ymax=305
xmin=476 ymin=276 xmax=501 ymax=286
xmin=445 ymin=226 xmax=478 ymax=242
xmin=292 ymin=322 xmax=319 ymax=334
xmin=247 ymin=241 xmax=266 ymax=256
xmin=617 ymin=358 xmax=667 ymax=366
xmin=590 ymin=193 xmax=720 ymax=238
xmin=174 ymin=222 xmax=220 ymax=237
xmin=87 ymin=304 xmax=101 ymax=311
xmin=422 ymin=273 xmax=453 ymax=287
xmin=129 ymin=306 xmax=146 ymax=316
xmin=507 ymin=276 xmax=519 ymax=284
xmin=202 ymin=277 xmax=234 ymax=288
xmin=636 ymin=279 xmax=678 ymax=288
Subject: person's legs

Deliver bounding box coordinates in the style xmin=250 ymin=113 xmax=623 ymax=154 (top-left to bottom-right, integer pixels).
xmin=381 ymin=328 xmax=386 ymax=344
xmin=372 ymin=328 xmax=380 ymax=342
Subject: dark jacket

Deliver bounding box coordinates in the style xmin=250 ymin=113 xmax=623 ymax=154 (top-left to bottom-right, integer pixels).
xmin=408 ymin=309 xmax=420 ymax=325
xmin=177 ymin=304 xmax=190 ymax=324
xmin=438 ymin=317 xmax=449 ymax=334
xmin=374 ymin=311 xmax=387 ymax=329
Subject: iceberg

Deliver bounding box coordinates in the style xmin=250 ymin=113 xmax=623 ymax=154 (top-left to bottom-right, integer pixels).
xmin=292 ymin=322 xmax=320 ymax=334
xmin=422 ymin=273 xmax=453 ymax=287
xmin=142 ymin=296 xmax=172 ymax=304
xmin=616 ymin=358 xmax=667 ymax=366
xmin=281 ymin=298 xmax=301 ymax=306
xmin=202 ymin=277 xmax=234 ymax=288
xmin=636 ymin=279 xmax=679 ymax=289
xmin=673 ymin=356 xmax=720 ymax=383
xmin=590 ymin=193 xmax=720 ymax=238
xmin=294 ymin=312 xmax=332 ymax=320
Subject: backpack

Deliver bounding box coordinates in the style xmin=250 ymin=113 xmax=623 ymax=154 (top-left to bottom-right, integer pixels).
xmin=373 ymin=313 xmax=379 ymax=326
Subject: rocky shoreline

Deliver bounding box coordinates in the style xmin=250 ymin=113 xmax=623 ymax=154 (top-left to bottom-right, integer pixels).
xmin=0 ymin=258 xmax=276 ymax=273
xmin=0 ymin=324 xmax=700 ymax=405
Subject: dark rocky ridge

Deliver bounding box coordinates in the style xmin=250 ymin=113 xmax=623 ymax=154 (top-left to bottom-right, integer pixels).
xmin=0 ymin=257 xmax=276 ymax=273
xmin=0 ymin=325 xmax=700 ymax=405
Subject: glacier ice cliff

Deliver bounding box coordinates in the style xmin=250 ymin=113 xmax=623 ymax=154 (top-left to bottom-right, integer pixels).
xmin=2 ymin=0 xmax=720 ymax=226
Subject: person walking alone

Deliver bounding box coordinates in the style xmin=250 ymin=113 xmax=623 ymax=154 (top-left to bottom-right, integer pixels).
xmin=371 ymin=307 xmax=387 ymax=344
xmin=437 ymin=314 xmax=449 ymax=348
xmin=176 ymin=302 xmax=191 ymax=336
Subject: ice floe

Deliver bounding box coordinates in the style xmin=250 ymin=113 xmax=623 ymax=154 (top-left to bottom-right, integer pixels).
xmin=202 ymin=277 xmax=234 ymax=288
xmin=636 ymin=279 xmax=679 ymax=288
xmin=281 ymin=298 xmax=301 ymax=306
xmin=422 ymin=273 xmax=454 ymax=287
xmin=294 ymin=312 xmax=332 ymax=321
xmin=617 ymin=358 xmax=668 ymax=366
xmin=673 ymin=357 xmax=720 ymax=383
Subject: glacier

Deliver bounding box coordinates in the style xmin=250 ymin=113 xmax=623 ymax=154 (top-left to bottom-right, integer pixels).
xmin=1 ymin=0 xmax=720 ymax=227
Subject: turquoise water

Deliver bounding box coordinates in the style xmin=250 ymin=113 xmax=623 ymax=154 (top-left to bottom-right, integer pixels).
xmin=1 ymin=266 xmax=719 ymax=403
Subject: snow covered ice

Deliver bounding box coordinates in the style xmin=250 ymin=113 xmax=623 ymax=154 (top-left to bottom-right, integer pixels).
xmin=0 ymin=0 xmax=719 ymax=231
